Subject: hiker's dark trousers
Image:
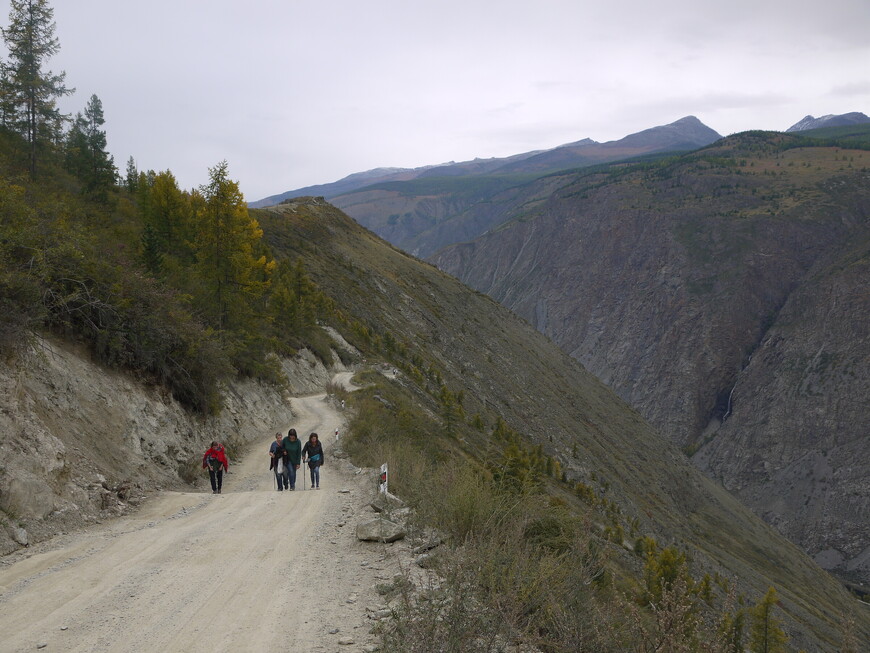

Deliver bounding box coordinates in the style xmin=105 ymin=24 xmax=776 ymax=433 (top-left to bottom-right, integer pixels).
xmin=209 ymin=469 xmax=223 ymax=492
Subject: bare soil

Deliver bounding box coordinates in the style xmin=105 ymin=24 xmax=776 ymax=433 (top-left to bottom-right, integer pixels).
xmin=0 ymin=386 xmax=400 ymax=653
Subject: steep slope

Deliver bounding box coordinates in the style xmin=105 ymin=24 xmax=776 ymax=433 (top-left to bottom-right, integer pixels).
xmin=694 ymin=232 xmax=870 ymax=593
xmin=255 ymin=198 xmax=868 ymax=649
xmin=431 ymin=131 xmax=870 ymax=590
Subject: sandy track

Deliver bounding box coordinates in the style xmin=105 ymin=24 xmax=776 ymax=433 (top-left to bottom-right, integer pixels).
xmin=0 ymin=389 xmax=395 ymax=653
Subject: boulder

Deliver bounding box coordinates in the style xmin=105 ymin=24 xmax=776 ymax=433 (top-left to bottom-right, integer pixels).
xmin=356 ymin=517 xmax=406 ymax=543
xmin=12 ymin=527 xmax=28 ymax=546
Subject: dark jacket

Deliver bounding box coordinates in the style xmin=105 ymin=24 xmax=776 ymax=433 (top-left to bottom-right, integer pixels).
xmin=269 ymin=440 xmax=286 ymax=471
xmin=282 ymin=437 xmax=302 ymax=466
xmin=302 ymin=441 xmax=324 ymax=468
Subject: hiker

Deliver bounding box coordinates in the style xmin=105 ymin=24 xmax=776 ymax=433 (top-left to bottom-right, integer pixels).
xmin=269 ymin=432 xmax=288 ymax=491
xmin=282 ymin=428 xmax=302 ymax=491
xmin=202 ymin=441 xmax=229 ymax=494
xmin=301 ymin=432 xmax=324 ymax=489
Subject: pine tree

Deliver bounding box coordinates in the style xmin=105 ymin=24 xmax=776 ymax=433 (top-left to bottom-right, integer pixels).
xmin=64 ymin=97 xmax=115 ymax=199
xmin=1 ymin=0 xmax=73 ymax=174
xmin=748 ymin=587 xmax=788 ymax=653
xmin=0 ymin=59 xmax=18 ymax=128
xmin=124 ymin=157 xmax=138 ymax=193
xmin=80 ymin=94 xmax=114 ymax=193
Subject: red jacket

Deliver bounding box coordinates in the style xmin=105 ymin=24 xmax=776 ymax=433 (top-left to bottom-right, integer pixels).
xmin=202 ymin=445 xmax=229 ymax=471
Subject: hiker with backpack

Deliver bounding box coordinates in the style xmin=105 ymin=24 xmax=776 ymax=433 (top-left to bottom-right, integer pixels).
xmin=301 ymin=432 xmax=324 ymax=489
xmin=269 ymin=433 xmax=289 ymax=491
xmin=282 ymin=428 xmax=302 ymax=491
xmin=202 ymin=441 xmax=229 ymax=494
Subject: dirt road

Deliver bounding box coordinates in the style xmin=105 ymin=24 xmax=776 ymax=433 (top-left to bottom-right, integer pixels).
xmin=0 ymin=388 xmax=394 ymax=653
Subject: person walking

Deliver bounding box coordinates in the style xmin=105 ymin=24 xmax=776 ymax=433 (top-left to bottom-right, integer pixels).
xmin=282 ymin=428 xmax=302 ymax=491
xmin=202 ymin=441 xmax=229 ymax=494
xmin=269 ymin=433 xmax=288 ymax=491
xmin=301 ymin=432 xmax=324 ymax=489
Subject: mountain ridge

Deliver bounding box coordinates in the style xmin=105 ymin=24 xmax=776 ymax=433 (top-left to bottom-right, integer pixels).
xmin=249 ymin=116 xmax=720 ymax=209
xmin=786 ymin=111 xmax=870 ymax=132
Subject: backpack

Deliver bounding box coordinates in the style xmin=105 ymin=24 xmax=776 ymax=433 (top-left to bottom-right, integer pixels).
xmin=207 ymin=454 xmax=223 ymax=472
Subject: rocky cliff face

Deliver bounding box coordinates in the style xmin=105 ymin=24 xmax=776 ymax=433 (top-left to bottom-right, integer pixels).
xmin=0 ymin=336 xmax=346 ymax=555
xmin=694 ymin=234 xmax=870 ymax=590
xmin=432 ymin=134 xmax=870 ymax=589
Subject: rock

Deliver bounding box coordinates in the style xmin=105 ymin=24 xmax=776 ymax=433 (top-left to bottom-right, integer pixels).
xmin=12 ymin=527 xmax=28 ymax=546
xmin=356 ymin=518 xmax=406 ymax=543
xmin=338 ymin=637 xmax=355 ymax=645
xmin=370 ymin=491 xmax=404 ymax=514
xmin=390 ymin=507 xmax=413 ymax=523
xmin=369 ymin=608 xmax=392 ymax=620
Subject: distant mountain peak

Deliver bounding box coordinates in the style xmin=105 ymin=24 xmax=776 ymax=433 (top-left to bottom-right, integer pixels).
xmin=555 ymin=137 xmax=598 ymax=148
xmin=786 ymin=112 xmax=870 ymax=132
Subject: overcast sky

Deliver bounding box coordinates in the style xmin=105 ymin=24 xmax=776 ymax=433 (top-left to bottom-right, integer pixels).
xmin=4 ymin=0 xmax=868 ymax=201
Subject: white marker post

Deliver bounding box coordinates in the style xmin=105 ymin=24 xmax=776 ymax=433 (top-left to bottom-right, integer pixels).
xmin=378 ymin=463 xmax=388 ymax=494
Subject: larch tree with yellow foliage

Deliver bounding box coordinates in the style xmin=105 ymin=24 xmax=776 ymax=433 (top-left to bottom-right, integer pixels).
xmin=748 ymin=587 xmax=788 ymax=653
xmin=193 ymin=160 xmax=275 ymax=334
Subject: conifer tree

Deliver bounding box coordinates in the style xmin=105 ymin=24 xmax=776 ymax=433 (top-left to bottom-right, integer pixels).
xmin=748 ymin=587 xmax=788 ymax=653
xmin=65 ymin=95 xmax=115 ymax=198
xmin=1 ymin=0 xmax=72 ymax=174
xmin=0 ymin=58 xmax=17 ymax=128
xmin=124 ymin=157 xmax=138 ymax=193
xmin=80 ymin=94 xmax=114 ymax=191
xmin=193 ymin=160 xmax=275 ymax=332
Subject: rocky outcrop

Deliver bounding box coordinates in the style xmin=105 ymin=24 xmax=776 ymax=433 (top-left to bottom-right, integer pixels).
xmin=0 ymin=336 xmax=347 ymax=555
